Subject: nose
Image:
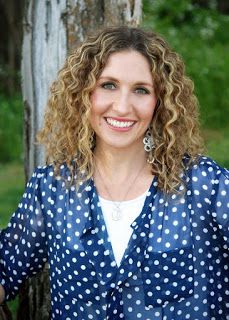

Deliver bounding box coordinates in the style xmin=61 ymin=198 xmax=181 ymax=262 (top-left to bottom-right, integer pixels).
xmin=112 ymin=90 xmax=132 ymax=115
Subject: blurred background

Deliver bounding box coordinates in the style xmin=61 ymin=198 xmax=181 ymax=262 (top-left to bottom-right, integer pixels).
xmin=0 ymin=0 xmax=228 ymax=316
xmin=0 ymin=0 xmax=229 ymax=231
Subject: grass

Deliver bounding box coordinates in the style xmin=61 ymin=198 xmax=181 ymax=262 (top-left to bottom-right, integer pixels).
xmin=0 ymin=162 xmax=25 ymax=228
xmin=0 ymin=162 xmax=24 ymax=318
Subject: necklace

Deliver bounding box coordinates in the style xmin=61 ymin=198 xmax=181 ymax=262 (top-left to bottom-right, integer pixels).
xmin=95 ymin=162 xmax=147 ymax=221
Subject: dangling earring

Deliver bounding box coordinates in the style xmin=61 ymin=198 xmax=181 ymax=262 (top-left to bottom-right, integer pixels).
xmin=143 ymin=128 xmax=155 ymax=164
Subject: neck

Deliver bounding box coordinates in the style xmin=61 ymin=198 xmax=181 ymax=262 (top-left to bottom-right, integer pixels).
xmin=94 ymin=144 xmax=148 ymax=178
xmin=93 ymin=143 xmax=154 ymax=201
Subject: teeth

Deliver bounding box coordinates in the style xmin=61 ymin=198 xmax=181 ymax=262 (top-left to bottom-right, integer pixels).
xmin=106 ymin=118 xmax=134 ymax=128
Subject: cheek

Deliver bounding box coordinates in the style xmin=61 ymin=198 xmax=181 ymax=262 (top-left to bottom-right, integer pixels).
xmin=90 ymin=91 xmax=107 ymax=115
xmin=89 ymin=93 xmax=105 ymax=128
xmin=140 ymin=99 xmax=157 ymax=122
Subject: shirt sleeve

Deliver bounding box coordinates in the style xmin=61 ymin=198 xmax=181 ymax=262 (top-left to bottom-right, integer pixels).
xmin=190 ymin=156 xmax=229 ymax=245
xmin=0 ymin=167 xmax=48 ymax=301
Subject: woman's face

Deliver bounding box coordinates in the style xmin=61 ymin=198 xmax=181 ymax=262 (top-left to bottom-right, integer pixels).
xmin=90 ymin=50 xmax=157 ymax=152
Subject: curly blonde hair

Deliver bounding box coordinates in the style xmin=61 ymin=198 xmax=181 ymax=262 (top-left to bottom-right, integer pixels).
xmin=37 ymin=26 xmax=204 ymax=193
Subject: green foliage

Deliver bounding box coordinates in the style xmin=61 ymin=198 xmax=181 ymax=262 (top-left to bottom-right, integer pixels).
xmin=0 ymin=163 xmax=24 ymax=228
xmin=0 ymin=94 xmax=23 ymax=162
xmin=0 ymin=64 xmax=21 ymax=95
xmin=7 ymin=297 xmax=18 ymax=320
xmin=143 ymin=0 xmax=229 ymax=129
xmin=0 ymin=163 xmax=24 ymax=318
xmin=144 ymin=0 xmax=196 ymax=26
xmin=204 ymin=128 xmax=229 ymax=168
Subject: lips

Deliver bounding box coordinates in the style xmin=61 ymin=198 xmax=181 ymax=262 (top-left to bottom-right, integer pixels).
xmin=105 ymin=117 xmax=135 ymax=128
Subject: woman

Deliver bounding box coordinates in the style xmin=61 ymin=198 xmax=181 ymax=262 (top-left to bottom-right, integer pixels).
xmin=0 ymin=26 xmax=228 ymax=319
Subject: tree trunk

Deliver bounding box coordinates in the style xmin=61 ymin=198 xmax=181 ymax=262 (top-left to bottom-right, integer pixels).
xmin=0 ymin=305 xmax=12 ymax=320
xmin=19 ymin=1 xmax=142 ymax=319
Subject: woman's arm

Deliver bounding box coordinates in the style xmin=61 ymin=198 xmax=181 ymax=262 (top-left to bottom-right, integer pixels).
xmin=0 ymin=284 xmax=5 ymax=304
xmin=190 ymin=157 xmax=229 ymax=243
xmin=0 ymin=167 xmax=48 ymax=301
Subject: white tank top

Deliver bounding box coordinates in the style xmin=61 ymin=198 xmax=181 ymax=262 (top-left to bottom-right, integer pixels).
xmin=99 ymin=191 xmax=147 ymax=266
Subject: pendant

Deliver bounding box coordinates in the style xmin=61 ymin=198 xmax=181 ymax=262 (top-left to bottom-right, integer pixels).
xmin=112 ymin=207 xmax=122 ymax=221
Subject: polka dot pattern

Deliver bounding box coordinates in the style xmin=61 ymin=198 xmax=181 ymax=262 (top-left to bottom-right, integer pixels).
xmin=0 ymin=156 xmax=229 ymax=319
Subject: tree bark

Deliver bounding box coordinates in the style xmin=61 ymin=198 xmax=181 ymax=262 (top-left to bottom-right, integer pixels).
xmin=19 ymin=1 xmax=142 ymax=319
xmin=0 ymin=305 xmax=12 ymax=320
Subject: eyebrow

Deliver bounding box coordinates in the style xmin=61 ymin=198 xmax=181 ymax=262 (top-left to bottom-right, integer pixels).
xmin=98 ymin=76 xmax=154 ymax=88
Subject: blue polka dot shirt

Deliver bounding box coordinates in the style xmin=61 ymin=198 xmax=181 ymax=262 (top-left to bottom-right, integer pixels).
xmin=0 ymin=156 xmax=229 ymax=319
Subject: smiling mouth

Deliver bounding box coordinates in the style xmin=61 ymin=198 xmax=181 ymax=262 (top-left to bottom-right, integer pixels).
xmin=105 ymin=117 xmax=135 ymax=128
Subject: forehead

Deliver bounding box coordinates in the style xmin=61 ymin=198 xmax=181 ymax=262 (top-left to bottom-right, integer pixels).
xmin=100 ymin=50 xmax=152 ymax=81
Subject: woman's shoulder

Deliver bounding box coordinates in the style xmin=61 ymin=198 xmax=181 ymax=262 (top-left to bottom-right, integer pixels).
xmin=28 ymin=162 xmax=73 ymax=190
xmin=184 ymin=154 xmax=228 ymax=177
xmin=184 ymin=155 xmax=229 ymax=192
xmin=32 ymin=162 xmax=71 ymax=178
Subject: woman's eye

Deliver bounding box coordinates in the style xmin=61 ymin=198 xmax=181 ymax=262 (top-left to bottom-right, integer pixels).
xmin=101 ymin=82 xmax=116 ymax=90
xmin=135 ymin=87 xmax=149 ymax=94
